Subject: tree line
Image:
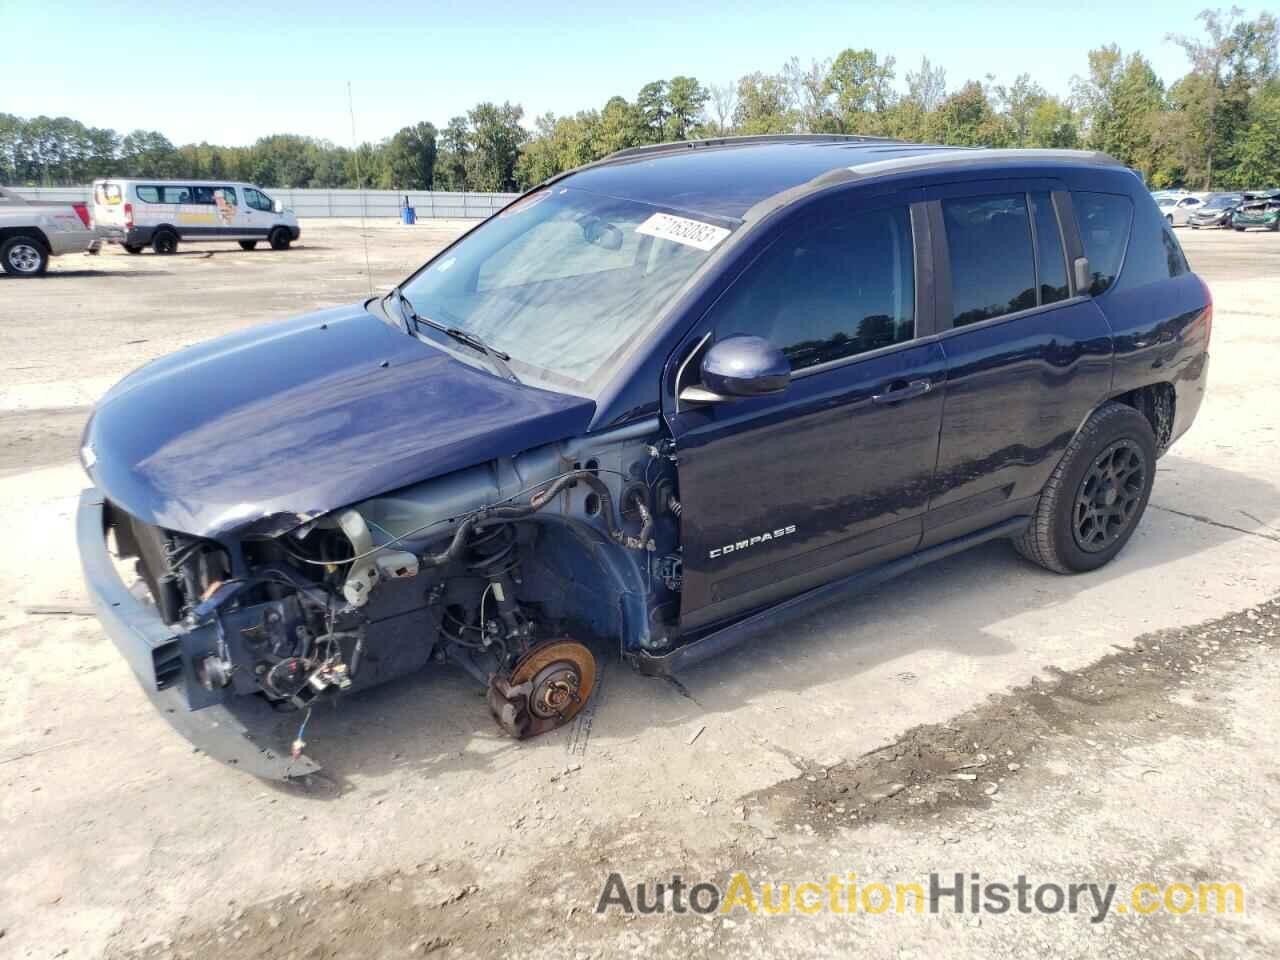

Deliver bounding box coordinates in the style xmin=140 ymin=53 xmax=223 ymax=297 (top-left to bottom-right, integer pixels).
xmin=3 ymin=8 xmax=1276 ymax=194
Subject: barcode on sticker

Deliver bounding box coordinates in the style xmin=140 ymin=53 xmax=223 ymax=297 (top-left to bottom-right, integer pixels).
xmin=636 ymin=213 xmax=730 ymax=251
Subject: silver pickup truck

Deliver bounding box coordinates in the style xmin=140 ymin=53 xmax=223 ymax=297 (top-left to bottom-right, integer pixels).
xmin=0 ymin=186 xmax=101 ymax=276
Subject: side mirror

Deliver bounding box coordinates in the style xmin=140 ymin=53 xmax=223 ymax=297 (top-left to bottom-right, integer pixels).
xmin=273 ymin=199 xmax=284 ymax=214
xmin=681 ymin=335 xmax=790 ymax=404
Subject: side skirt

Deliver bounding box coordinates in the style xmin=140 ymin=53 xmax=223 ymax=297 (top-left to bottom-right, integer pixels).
xmin=632 ymin=515 xmax=1032 ymax=678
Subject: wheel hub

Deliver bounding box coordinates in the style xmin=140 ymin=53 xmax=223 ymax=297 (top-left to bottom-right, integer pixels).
xmin=8 ymin=243 xmax=40 ymax=273
xmin=1073 ymin=439 xmax=1147 ymax=553
xmin=487 ymin=639 xmax=596 ymax=739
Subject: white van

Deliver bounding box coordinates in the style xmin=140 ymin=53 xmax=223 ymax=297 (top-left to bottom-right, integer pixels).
xmin=92 ymin=179 xmax=300 ymax=255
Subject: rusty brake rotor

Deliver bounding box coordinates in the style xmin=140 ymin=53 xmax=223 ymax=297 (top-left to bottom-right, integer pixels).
xmin=487 ymin=639 xmax=596 ymax=739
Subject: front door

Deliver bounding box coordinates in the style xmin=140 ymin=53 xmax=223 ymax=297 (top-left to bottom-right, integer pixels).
xmin=666 ymin=197 xmax=946 ymax=635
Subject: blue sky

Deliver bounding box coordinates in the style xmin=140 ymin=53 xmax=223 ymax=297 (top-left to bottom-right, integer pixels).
xmin=6 ymin=0 xmax=1224 ymax=146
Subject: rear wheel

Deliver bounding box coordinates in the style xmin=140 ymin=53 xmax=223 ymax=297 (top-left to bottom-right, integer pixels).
xmin=122 ymin=244 xmax=144 ymax=255
xmin=1235 ymin=226 xmax=1247 ymax=232
xmin=152 ymin=230 xmax=178 ymax=255
xmin=1013 ymin=403 xmax=1156 ymax=574
xmin=238 ymin=240 xmax=258 ymax=251
xmin=1166 ymin=214 xmax=1174 ymax=225
xmin=1 ymin=236 xmax=48 ymax=276
xmin=269 ymin=228 xmax=291 ymax=251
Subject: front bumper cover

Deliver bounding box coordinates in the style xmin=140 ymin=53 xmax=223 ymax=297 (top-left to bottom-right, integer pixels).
xmin=76 ymin=488 xmax=320 ymax=780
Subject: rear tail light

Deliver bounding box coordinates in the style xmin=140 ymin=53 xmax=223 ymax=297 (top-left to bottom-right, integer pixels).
xmin=1198 ymin=276 xmax=1213 ymax=346
xmin=71 ymin=202 xmax=92 ymax=229
xmin=124 ymin=202 xmax=134 ymax=229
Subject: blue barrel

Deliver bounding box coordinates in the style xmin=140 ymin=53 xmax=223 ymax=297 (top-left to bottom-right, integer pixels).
xmin=402 ymin=206 xmax=416 ymax=225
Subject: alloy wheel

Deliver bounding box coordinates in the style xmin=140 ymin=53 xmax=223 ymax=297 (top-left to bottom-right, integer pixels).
xmin=7 ymin=242 xmax=42 ymax=274
xmin=1073 ymin=439 xmax=1147 ymax=553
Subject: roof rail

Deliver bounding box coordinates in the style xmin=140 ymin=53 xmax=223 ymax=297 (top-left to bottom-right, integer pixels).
xmin=601 ymin=133 xmax=903 ymax=164
xmin=845 ymin=147 xmax=1124 ymax=179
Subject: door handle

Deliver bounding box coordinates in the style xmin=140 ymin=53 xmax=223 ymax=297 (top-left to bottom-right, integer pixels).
xmin=871 ymin=378 xmax=933 ymax=405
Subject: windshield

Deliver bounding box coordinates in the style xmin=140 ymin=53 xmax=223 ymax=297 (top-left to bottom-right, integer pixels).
xmin=1205 ymin=196 xmax=1236 ymax=209
xmin=1157 ymin=198 xmax=1176 ymax=207
xmin=399 ymin=187 xmax=733 ymax=391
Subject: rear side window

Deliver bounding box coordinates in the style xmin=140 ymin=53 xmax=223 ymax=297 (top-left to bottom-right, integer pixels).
xmin=1030 ymin=192 xmax=1069 ymax=305
xmin=710 ymin=205 xmax=915 ymax=372
xmin=943 ymin=195 xmax=1036 ymax=326
xmin=136 ymin=185 xmax=190 ymax=204
xmin=1162 ymin=226 xmax=1189 ymax=277
xmin=1072 ymin=192 xmax=1132 ymax=295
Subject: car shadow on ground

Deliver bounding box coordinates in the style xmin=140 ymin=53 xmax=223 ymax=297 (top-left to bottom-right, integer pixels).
xmin=241 ymin=453 xmax=1280 ymax=795
xmin=2 ymin=269 xmax=170 ymax=279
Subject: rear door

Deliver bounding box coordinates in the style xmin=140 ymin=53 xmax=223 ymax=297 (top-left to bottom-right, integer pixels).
xmin=92 ymin=182 xmax=126 ymax=233
xmin=922 ymin=180 xmax=1114 ymax=547
xmin=666 ymin=193 xmax=947 ymax=634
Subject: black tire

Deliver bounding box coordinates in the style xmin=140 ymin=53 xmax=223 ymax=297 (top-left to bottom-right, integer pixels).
xmin=123 ymin=244 xmax=144 ymax=255
xmin=238 ymin=240 xmax=258 ymax=251
xmin=152 ymin=230 xmax=178 ymax=255
xmin=268 ymin=228 xmax=291 ymax=251
xmin=1235 ymin=226 xmax=1246 ymax=232
xmin=1 ymin=236 xmax=49 ymax=277
xmin=1013 ymin=403 xmax=1157 ymax=574
xmin=1165 ymin=214 xmax=1174 ymax=225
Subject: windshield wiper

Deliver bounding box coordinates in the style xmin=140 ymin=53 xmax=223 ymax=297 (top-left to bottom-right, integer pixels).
xmin=388 ymin=286 xmax=519 ymax=383
xmin=440 ymin=326 xmax=517 ymax=382
xmin=385 ymin=285 xmax=419 ymax=333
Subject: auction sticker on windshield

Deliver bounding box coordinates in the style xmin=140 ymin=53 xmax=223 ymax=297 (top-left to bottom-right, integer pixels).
xmin=636 ymin=212 xmax=730 ymax=251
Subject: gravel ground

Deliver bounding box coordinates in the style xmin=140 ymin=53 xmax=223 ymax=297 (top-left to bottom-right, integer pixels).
xmin=0 ymin=221 xmax=1276 ymax=959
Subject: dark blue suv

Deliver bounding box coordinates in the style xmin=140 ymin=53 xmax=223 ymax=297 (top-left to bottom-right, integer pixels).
xmin=77 ymin=135 xmax=1211 ymax=778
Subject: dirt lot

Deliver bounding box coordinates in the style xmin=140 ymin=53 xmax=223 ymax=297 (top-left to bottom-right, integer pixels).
xmin=0 ymin=222 xmax=1277 ymax=959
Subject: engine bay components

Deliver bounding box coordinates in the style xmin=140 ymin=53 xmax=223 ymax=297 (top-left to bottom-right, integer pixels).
xmin=95 ymin=435 xmax=677 ymax=779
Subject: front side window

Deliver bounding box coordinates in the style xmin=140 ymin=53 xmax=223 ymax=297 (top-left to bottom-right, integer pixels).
xmin=709 ymin=206 xmax=915 ymax=372
xmin=1073 ymin=192 xmax=1133 ymax=296
xmin=400 ymin=187 xmax=731 ymax=389
xmin=245 ymin=188 xmax=273 ymax=212
xmin=944 ymin=195 xmax=1037 ymax=326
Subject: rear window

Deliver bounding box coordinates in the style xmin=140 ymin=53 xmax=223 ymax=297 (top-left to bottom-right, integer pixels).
xmin=1072 ymin=192 xmax=1133 ymax=296
xmin=943 ymin=195 xmax=1037 ymax=326
xmin=136 ymin=185 xmax=191 ymax=204
xmin=1030 ymin=192 xmax=1070 ymax=306
xmin=94 ymin=183 xmax=122 ymax=205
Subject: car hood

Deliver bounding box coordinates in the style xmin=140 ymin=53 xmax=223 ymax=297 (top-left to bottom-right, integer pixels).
xmin=82 ymin=303 xmax=596 ymax=539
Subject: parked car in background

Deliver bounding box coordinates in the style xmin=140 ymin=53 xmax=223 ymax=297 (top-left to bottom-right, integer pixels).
xmin=1232 ymin=191 xmax=1280 ymax=231
xmin=1156 ymin=193 xmax=1205 ymax=226
xmin=1188 ymin=193 xmax=1243 ymax=229
xmin=91 ymin=179 xmax=300 ymax=255
xmin=77 ymin=137 xmax=1211 ymax=779
xmin=0 ymin=186 xmax=100 ymax=276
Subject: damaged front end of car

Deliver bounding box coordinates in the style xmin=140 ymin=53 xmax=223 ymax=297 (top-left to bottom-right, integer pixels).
xmin=78 ymin=418 xmax=679 ymax=781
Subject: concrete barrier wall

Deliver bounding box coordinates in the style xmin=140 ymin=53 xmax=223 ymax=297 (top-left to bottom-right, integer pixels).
xmin=6 ymin=186 xmax=520 ymax=219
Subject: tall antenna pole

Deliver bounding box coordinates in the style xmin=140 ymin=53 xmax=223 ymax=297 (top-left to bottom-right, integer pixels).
xmin=348 ymin=81 xmax=373 ymax=296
